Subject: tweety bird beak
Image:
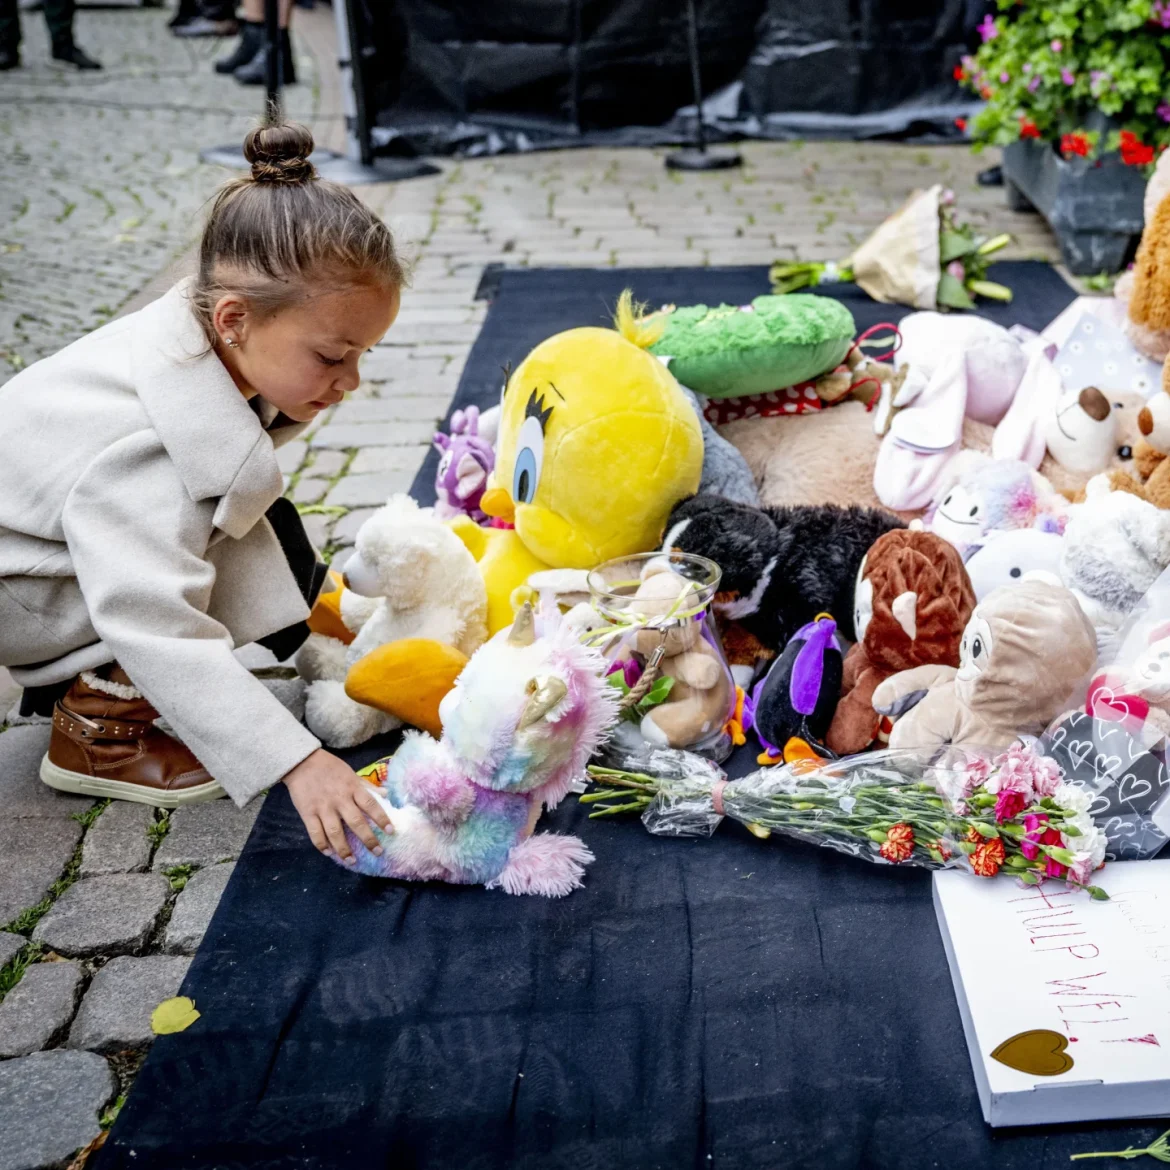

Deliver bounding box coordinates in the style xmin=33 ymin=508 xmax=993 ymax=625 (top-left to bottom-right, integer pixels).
xmin=519 ymin=675 xmax=568 ymax=728
xmin=481 ymin=488 xmax=515 ymax=522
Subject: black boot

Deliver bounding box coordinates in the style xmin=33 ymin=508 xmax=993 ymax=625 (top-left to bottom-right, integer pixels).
xmin=52 ymin=43 xmax=102 ymax=69
xmin=168 ymin=0 xmax=199 ymax=28
xmin=0 ymin=46 xmax=19 ymax=70
xmin=215 ymin=20 xmax=262 ymax=74
xmin=234 ymin=29 xmax=295 ymax=86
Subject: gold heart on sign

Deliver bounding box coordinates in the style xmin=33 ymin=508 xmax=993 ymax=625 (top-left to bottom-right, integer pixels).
xmin=991 ymin=1030 xmax=1075 ymax=1077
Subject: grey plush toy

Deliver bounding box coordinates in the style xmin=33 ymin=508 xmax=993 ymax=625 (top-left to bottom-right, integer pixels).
xmin=679 ymin=387 xmax=760 ymax=507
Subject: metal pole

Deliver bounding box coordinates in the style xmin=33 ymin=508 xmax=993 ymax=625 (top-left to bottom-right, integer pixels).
xmin=684 ymin=0 xmax=706 ymax=154
xmin=343 ymin=0 xmax=374 ymax=166
xmin=264 ymin=0 xmax=281 ymax=122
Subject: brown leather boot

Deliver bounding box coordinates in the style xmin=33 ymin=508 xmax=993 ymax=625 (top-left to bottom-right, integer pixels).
xmin=40 ymin=666 xmax=224 ymax=807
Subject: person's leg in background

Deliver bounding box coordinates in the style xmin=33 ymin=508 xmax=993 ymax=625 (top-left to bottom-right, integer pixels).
xmin=225 ymin=0 xmax=295 ymax=86
xmin=41 ymin=0 xmax=100 ymax=68
xmin=171 ymin=0 xmax=237 ymax=39
xmin=0 ymin=0 xmax=21 ymax=69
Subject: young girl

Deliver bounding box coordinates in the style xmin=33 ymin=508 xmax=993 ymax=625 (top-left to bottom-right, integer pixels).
xmin=0 ymin=122 xmax=401 ymax=865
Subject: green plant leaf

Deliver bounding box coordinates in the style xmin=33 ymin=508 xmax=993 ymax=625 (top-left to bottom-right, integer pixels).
xmin=940 ymin=229 xmax=977 ymax=263
xmin=936 ymin=271 xmax=976 ymax=310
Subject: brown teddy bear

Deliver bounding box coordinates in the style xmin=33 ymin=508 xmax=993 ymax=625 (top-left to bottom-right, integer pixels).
xmin=1117 ymin=151 xmax=1170 ymax=362
xmin=1095 ymin=367 xmax=1170 ymax=508
xmin=626 ymin=566 xmax=734 ymax=750
xmin=824 ymin=528 xmax=975 ymax=755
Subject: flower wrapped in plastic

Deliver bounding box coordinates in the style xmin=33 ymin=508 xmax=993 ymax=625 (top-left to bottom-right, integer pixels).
xmin=584 ymin=743 xmax=1110 ymax=896
xmin=770 ymin=186 xmax=1012 ymax=310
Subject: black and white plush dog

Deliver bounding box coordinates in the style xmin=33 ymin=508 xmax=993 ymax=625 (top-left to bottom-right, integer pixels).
xmin=662 ymin=494 xmax=905 ymax=672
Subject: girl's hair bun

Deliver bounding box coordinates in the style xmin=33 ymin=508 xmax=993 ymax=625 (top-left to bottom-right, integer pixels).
xmin=244 ymin=122 xmax=316 ymax=184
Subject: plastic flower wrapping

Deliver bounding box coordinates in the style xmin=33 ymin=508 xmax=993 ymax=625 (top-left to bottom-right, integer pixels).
xmin=583 ymin=742 xmax=1139 ymax=898
xmin=1038 ymin=564 xmax=1170 ymax=862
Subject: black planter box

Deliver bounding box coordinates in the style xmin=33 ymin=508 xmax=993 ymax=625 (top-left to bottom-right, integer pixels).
xmin=1002 ymin=138 xmax=1145 ymax=275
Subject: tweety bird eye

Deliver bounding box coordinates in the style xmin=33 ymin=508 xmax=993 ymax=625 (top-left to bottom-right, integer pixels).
xmin=513 ymin=415 xmax=545 ymax=505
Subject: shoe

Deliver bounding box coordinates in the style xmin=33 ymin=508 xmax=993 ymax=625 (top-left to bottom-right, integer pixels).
xmin=0 ymin=47 xmax=19 ymax=70
xmin=51 ymin=44 xmax=102 ymax=69
xmin=168 ymin=0 xmax=200 ymax=29
xmin=40 ymin=666 xmax=224 ymax=807
xmin=215 ymin=20 xmax=262 ymax=74
xmin=173 ymin=15 xmax=238 ymax=37
xmin=234 ymin=30 xmax=295 ymax=85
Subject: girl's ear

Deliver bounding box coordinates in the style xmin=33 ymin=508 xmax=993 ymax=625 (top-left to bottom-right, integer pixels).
xmin=211 ymin=294 xmax=250 ymax=346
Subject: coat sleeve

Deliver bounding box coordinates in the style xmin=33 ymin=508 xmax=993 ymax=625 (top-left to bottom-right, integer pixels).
xmin=62 ymin=433 xmax=321 ymax=806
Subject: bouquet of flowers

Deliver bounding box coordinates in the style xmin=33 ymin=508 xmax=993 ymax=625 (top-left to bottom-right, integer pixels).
xmin=584 ymin=743 xmax=1109 ymax=897
xmin=770 ymin=185 xmax=1012 ymax=311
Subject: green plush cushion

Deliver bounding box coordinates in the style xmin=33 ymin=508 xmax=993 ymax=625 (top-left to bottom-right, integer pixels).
xmin=650 ymin=294 xmax=856 ymax=399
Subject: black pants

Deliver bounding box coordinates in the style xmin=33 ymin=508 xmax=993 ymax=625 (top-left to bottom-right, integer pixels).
xmin=0 ymin=0 xmax=75 ymax=53
xmin=19 ymin=499 xmax=328 ymax=717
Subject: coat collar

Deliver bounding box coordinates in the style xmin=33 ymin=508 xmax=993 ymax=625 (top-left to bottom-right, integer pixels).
xmin=131 ymin=281 xmax=308 ymax=540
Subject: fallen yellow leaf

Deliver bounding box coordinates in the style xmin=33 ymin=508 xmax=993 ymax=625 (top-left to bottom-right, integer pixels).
xmin=151 ymin=996 xmax=200 ymax=1035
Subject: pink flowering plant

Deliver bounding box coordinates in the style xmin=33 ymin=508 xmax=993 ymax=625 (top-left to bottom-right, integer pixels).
xmin=961 ymin=0 xmax=1170 ymax=170
xmin=583 ymin=743 xmax=1109 ymax=897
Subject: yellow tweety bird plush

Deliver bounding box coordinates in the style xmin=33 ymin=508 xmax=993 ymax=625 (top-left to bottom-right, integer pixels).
xmin=452 ymin=291 xmax=704 ymax=633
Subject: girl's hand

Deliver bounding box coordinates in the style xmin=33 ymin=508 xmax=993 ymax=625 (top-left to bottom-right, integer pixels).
xmin=282 ymin=748 xmax=392 ymax=864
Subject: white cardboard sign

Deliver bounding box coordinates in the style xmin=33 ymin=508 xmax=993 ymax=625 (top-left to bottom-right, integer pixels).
xmin=934 ymin=860 xmax=1170 ymax=1127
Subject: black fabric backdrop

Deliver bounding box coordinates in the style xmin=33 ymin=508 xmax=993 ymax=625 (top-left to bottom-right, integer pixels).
xmin=358 ymin=0 xmax=984 ymax=157
xmin=99 ymin=265 xmax=1168 ymax=1170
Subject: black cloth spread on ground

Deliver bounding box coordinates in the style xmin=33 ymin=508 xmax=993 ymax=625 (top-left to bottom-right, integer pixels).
xmin=100 ymin=265 xmax=1164 ymax=1170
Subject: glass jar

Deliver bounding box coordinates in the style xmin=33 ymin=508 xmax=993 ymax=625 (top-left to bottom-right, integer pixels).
xmin=586 ymin=551 xmax=737 ymax=764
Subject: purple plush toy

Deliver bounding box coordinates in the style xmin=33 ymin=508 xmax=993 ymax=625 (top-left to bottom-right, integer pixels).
xmin=434 ymin=406 xmax=495 ymax=523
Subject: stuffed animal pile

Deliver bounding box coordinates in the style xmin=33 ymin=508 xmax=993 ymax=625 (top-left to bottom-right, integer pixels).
xmin=294 ymin=195 xmax=1170 ymax=895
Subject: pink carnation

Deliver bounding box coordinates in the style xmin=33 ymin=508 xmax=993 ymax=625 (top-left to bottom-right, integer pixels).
xmin=963 ymin=756 xmax=993 ymax=792
xmin=995 ymin=789 xmax=1028 ymax=823
xmin=1030 ymin=753 xmax=1063 ymax=798
xmin=989 ymin=743 xmax=1055 ymax=804
xmin=1021 ymin=813 xmax=1048 ymax=861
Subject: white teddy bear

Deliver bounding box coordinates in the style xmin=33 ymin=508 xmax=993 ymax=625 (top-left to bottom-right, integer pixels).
xmin=297 ymin=494 xmax=488 ymax=748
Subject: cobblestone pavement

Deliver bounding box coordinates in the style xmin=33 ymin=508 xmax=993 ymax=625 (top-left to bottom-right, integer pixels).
xmin=0 ymin=4 xmax=1065 ymax=1164
xmin=0 ymin=3 xmax=324 ymax=382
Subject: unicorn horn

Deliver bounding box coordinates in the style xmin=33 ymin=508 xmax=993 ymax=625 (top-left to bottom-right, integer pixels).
xmin=508 ymin=602 xmax=536 ymax=646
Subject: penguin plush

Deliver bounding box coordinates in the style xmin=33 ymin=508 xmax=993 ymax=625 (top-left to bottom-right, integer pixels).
xmin=746 ymin=614 xmax=843 ymax=763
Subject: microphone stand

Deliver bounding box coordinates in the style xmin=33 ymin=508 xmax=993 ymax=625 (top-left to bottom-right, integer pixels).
xmin=665 ymin=0 xmax=742 ymax=172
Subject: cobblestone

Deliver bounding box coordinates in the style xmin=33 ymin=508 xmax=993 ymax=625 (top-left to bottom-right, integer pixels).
xmin=68 ymin=954 xmax=191 ymax=1053
xmin=153 ymin=798 xmax=262 ymax=869
xmin=0 ymin=930 xmax=26 ymax=968
xmin=0 ymin=959 xmax=84 ymax=1058
xmin=164 ymin=862 xmax=234 ymax=955
xmin=329 ymin=507 xmax=377 ymax=547
xmin=32 ymin=873 xmax=170 ymax=958
xmin=325 ymin=470 xmax=414 ymax=508
xmin=79 ymin=801 xmax=154 ymax=878
xmin=310 ymin=420 xmax=438 ymax=449
xmin=0 ymin=725 xmax=90 ymax=819
xmin=0 ymin=7 xmax=321 ymax=386
xmin=0 ymin=1050 xmax=114 ymax=1170
xmin=0 ymin=818 xmax=82 ymax=928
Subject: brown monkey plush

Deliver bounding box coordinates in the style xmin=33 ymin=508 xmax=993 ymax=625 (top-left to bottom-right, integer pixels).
xmin=825 ymin=528 xmax=975 ymax=755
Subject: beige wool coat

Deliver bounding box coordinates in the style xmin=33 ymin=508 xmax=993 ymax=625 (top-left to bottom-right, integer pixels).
xmin=0 ymin=281 xmax=321 ymax=805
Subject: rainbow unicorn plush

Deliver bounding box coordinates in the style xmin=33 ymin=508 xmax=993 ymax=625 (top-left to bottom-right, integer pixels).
xmin=340 ymin=604 xmax=618 ymax=896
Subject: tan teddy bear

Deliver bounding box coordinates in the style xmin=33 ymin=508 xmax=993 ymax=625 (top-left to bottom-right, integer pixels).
xmin=627 ymin=567 xmax=733 ymax=749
